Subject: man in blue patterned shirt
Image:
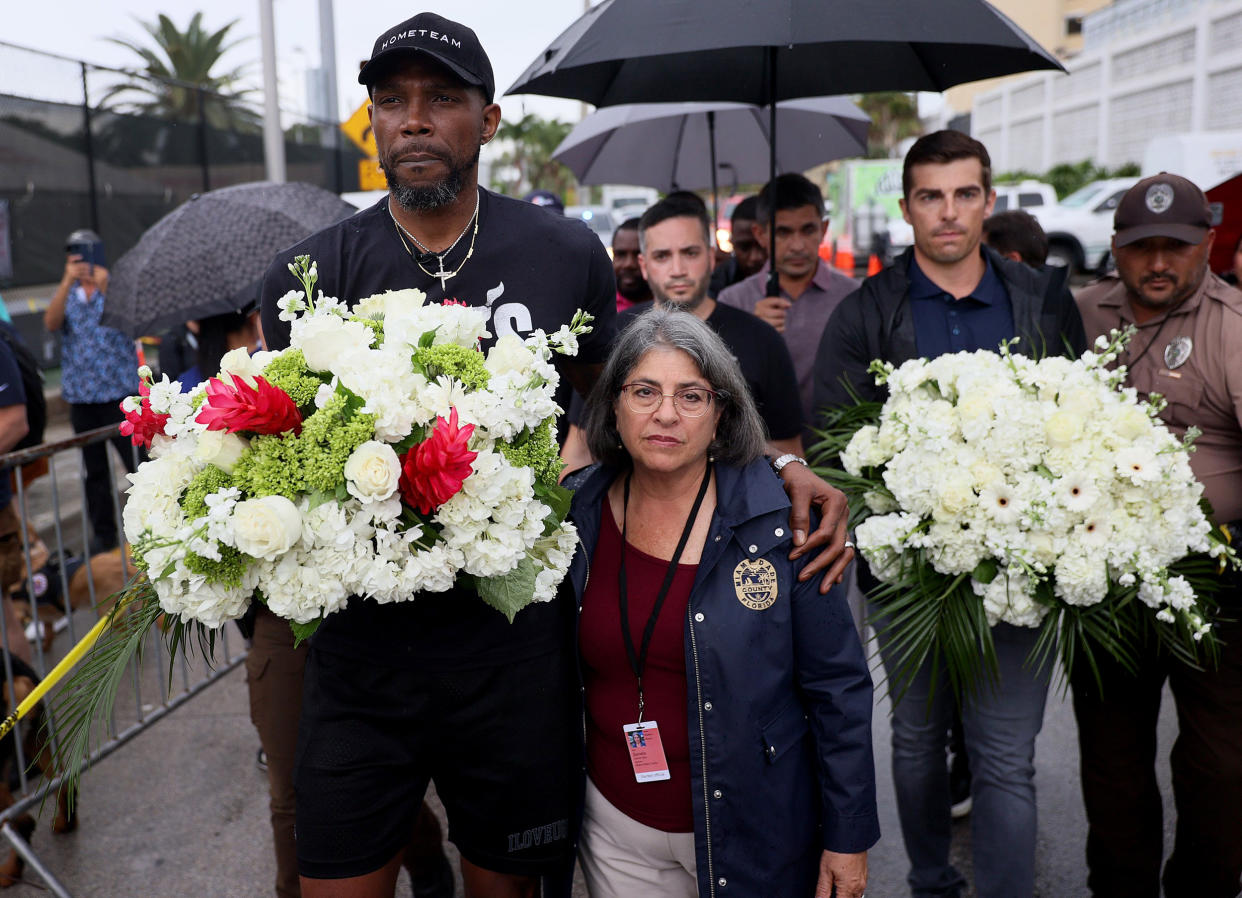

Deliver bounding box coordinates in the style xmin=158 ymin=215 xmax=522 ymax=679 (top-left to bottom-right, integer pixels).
xmin=44 ymin=230 xmax=140 ymax=552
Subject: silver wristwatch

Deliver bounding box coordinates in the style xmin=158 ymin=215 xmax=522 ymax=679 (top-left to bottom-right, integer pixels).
xmin=771 ymin=453 xmax=808 ymax=474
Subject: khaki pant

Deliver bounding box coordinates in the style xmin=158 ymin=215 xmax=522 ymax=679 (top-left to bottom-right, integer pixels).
xmin=578 ymin=778 xmax=697 ymax=898
xmin=246 ymin=606 xmax=307 ymax=898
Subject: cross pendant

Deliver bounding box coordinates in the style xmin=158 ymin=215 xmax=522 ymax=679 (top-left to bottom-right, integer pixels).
xmin=435 ymin=258 xmax=455 ymax=287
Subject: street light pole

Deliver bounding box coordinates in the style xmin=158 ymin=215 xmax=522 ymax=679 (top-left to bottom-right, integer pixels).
xmin=259 ymin=0 xmax=287 ymax=182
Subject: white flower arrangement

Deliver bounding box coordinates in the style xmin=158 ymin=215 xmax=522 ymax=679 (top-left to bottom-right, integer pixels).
xmin=816 ymin=332 xmax=1234 ymax=695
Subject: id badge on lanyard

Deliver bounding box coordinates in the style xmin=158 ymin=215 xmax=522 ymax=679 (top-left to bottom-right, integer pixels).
xmin=623 ymin=721 xmax=671 ymax=782
xmin=618 ymin=461 xmax=711 ymax=784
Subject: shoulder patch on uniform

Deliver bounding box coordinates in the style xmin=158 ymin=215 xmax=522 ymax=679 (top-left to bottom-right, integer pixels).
xmin=733 ymin=558 xmax=778 ymax=610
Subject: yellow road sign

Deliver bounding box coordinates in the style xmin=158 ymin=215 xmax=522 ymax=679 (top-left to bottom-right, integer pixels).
xmin=341 ymin=101 xmax=377 ymax=156
xmin=358 ymin=158 xmax=387 ymax=191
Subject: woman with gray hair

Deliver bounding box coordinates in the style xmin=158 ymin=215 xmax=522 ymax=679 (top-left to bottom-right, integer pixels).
xmin=563 ymin=307 xmax=879 ymax=898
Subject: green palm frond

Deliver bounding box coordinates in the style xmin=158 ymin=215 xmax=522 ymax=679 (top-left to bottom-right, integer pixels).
xmin=44 ymin=581 xmax=222 ymax=811
xmin=100 ymin=12 xmax=258 ymax=129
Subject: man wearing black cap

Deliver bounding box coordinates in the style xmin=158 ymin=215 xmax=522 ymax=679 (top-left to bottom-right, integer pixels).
xmin=259 ymin=13 xmax=851 ymax=898
xmin=258 ymin=13 xmax=617 ymax=898
xmin=1074 ymin=173 xmax=1242 ymax=898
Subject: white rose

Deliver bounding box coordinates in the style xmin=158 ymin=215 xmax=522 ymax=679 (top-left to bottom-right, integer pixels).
xmin=296 ymin=316 xmax=374 ymax=372
xmin=194 ymin=430 xmax=250 ymax=473
xmin=382 ymin=288 xmax=427 ymax=321
xmin=485 ymin=333 xmax=536 ymax=377
xmin=232 ymin=496 xmax=302 ymax=560
xmin=343 ymin=441 xmax=402 ymax=502
xmin=1112 ymin=404 xmax=1151 ymax=441
xmin=1045 ymin=410 xmax=1083 ymax=447
xmin=217 ymin=347 xmax=263 ymax=386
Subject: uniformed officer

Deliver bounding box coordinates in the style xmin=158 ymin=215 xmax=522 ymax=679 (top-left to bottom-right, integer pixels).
xmin=1075 ymin=172 xmax=1242 ymax=898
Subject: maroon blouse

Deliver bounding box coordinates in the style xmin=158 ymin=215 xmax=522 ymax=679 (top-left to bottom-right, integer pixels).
xmin=579 ymin=505 xmax=696 ymax=833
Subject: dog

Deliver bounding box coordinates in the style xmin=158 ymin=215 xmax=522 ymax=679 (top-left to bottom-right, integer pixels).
xmin=0 ymin=655 xmax=76 ymax=887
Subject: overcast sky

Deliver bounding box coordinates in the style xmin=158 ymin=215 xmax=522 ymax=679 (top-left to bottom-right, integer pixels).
xmin=0 ymin=0 xmax=588 ymax=125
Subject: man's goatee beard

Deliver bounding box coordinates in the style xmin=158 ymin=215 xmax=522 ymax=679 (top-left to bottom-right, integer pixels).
xmin=383 ymin=147 xmax=481 ymax=212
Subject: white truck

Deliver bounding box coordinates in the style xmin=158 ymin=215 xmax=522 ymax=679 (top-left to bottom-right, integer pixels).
xmin=1030 ymin=177 xmax=1139 ymax=273
xmin=1142 ymin=132 xmax=1242 ymax=192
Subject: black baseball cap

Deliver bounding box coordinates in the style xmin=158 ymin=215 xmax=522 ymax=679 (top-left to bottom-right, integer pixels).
xmin=1114 ymin=173 xmax=1212 ymax=247
xmin=358 ymin=13 xmax=495 ymax=103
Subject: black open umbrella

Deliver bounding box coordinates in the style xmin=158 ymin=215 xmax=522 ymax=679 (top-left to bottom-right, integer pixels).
xmin=103 ymin=181 xmax=358 ymax=337
xmin=508 ymin=0 xmax=1064 ymax=294
xmin=552 ymin=97 xmax=870 ymax=225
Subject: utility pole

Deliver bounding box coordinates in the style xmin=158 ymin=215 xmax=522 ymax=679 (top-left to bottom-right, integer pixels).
xmin=259 ymin=0 xmax=287 ymax=182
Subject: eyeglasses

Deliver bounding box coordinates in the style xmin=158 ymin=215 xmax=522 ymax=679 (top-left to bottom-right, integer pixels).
xmin=619 ymin=383 xmax=724 ymax=417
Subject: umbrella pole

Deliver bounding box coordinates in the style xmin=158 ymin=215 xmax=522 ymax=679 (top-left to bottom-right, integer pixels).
xmin=708 ymin=111 xmax=719 ymax=248
xmin=765 ymin=47 xmax=780 ymax=298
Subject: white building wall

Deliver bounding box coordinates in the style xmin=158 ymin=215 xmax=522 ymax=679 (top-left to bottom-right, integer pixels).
xmin=972 ymin=0 xmax=1242 ymax=172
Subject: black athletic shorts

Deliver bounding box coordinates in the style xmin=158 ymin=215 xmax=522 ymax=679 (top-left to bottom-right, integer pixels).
xmin=294 ymin=640 xmax=578 ymax=880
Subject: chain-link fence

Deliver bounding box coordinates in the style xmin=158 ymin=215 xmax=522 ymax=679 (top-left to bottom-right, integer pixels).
xmin=0 ymin=40 xmax=367 ymax=290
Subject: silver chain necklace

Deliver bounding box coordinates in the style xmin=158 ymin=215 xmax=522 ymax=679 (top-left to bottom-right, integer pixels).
xmin=388 ymin=190 xmax=481 ymax=288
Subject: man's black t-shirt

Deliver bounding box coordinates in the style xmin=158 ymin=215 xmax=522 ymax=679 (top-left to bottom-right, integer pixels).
xmin=568 ymin=300 xmax=803 ymax=439
xmin=258 ymin=189 xmax=617 ymax=670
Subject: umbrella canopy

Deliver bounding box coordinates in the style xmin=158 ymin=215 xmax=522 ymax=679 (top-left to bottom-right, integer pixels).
xmin=552 ymin=97 xmax=869 ymax=192
xmin=509 ymin=0 xmax=1063 ymax=106
xmin=103 ymin=181 xmax=358 ymax=337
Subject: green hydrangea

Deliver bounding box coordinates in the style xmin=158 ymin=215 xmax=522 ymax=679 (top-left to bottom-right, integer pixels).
xmin=297 ymin=391 xmax=377 ymax=493
xmin=500 ymin=419 xmax=562 ymax=489
xmin=184 ymin=545 xmax=249 ymax=587
xmin=263 ymin=350 xmax=324 ymax=409
xmin=181 ymin=466 xmax=236 ymax=520
xmin=416 ymin=344 xmax=489 ymax=390
xmin=231 ymin=390 xmax=376 ymax=498
xmin=232 ymin=434 xmax=305 ymax=499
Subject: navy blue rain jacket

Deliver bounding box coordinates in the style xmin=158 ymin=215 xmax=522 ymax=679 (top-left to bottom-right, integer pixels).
xmin=566 ymin=458 xmax=880 ymax=897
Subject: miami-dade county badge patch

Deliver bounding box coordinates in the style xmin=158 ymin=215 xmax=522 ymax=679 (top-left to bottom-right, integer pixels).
xmin=733 ymin=558 xmax=778 ymax=610
xmin=1146 ymin=183 xmax=1175 ymax=214
xmin=1164 ymin=335 xmax=1192 ymax=370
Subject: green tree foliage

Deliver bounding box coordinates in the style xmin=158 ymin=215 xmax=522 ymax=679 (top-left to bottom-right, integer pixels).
xmin=100 ymin=12 xmax=259 ymax=132
xmin=490 ymin=113 xmax=576 ymax=197
xmin=855 ymin=92 xmax=923 ymax=159
xmin=995 ymin=160 xmax=1142 ymax=199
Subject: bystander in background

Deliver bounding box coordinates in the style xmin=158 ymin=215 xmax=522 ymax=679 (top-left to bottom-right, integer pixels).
xmin=42 ymin=229 xmax=139 ymax=554
xmin=708 ymin=196 xmax=768 ymax=297
xmin=612 ymin=218 xmax=651 ymax=311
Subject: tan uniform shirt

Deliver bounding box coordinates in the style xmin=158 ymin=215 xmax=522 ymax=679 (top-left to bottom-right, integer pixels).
xmin=1077 ymin=273 xmax=1242 ymax=524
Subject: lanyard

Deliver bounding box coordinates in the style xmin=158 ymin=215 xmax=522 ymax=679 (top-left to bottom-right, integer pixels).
xmin=619 ymin=460 xmax=712 ymax=722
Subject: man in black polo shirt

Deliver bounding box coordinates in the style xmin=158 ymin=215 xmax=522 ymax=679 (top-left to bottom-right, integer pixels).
xmin=814 ymin=131 xmax=1085 ymax=898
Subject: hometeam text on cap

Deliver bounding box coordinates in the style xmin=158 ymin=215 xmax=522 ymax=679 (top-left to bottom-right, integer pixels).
xmin=1113 ymin=172 xmax=1213 ymax=248
xmin=358 ymin=12 xmax=495 ymax=103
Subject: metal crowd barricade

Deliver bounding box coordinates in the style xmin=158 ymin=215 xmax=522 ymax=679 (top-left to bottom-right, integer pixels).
xmin=0 ymin=424 xmax=245 ymax=897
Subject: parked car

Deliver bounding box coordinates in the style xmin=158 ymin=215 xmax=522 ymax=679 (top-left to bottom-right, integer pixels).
xmin=1031 ymin=177 xmax=1139 ymax=273
xmin=565 ymin=205 xmax=617 ymax=249
xmin=991 ymin=180 xmax=1058 ymax=214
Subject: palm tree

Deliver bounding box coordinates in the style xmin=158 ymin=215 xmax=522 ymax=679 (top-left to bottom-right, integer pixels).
xmin=99 ymin=12 xmax=259 ymax=132
xmin=855 ymin=91 xmax=923 ymax=159
xmin=491 ymin=114 xmax=576 ymax=197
